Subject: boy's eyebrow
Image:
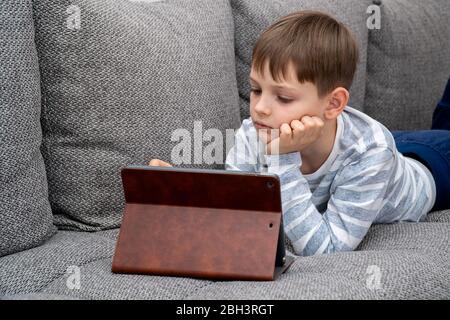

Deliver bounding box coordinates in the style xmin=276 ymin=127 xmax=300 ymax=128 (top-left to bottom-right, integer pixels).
xmin=249 ymin=77 xmax=298 ymax=92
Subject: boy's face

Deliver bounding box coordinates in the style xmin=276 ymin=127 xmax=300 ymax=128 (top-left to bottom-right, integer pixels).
xmin=249 ymin=61 xmax=328 ymax=132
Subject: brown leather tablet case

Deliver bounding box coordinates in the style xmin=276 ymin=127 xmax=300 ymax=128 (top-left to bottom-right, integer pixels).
xmin=111 ymin=166 xmax=295 ymax=281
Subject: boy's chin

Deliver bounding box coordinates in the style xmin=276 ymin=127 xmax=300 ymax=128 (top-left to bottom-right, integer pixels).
xmin=257 ymin=128 xmax=279 ymax=144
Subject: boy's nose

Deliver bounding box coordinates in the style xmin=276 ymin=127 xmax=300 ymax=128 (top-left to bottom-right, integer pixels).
xmin=254 ymin=96 xmax=272 ymax=116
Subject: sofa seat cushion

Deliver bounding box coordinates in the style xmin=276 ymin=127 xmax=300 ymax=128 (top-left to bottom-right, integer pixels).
xmin=0 ymin=230 xmax=116 ymax=295
xmin=2 ymin=210 xmax=448 ymax=299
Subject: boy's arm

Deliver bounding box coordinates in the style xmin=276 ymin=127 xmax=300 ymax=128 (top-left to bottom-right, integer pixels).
xmin=225 ymin=120 xmax=259 ymax=172
xmin=265 ymin=147 xmax=395 ymax=256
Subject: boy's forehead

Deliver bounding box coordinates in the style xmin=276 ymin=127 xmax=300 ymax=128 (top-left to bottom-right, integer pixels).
xmin=249 ymin=64 xmax=319 ymax=94
xmin=250 ymin=67 xmax=302 ymax=91
xmin=250 ymin=61 xmax=298 ymax=84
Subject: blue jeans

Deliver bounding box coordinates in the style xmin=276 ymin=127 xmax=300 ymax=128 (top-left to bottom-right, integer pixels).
xmin=391 ymin=78 xmax=450 ymax=211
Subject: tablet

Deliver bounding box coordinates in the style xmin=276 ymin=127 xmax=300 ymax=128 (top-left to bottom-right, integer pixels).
xmin=111 ymin=165 xmax=294 ymax=281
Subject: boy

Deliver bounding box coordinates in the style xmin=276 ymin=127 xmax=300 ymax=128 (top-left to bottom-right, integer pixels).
xmin=149 ymin=11 xmax=450 ymax=256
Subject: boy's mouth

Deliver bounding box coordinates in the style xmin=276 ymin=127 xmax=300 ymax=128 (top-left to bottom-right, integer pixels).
xmin=254 ymin=121 xmax=272 ymax=129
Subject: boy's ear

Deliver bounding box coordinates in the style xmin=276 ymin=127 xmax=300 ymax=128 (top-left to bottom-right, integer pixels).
xmin=324 ymin=87 xmax=349 ymax=120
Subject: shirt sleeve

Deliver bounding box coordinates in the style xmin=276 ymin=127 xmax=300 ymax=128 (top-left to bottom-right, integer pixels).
xmin=264 ymin=147 xmax=395 ymax=256
xmin=225 ymin=121 xmax=259 ymax=172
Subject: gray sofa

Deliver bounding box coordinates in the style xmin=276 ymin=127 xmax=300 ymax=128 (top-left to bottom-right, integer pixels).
xmin=1 ymin=0 xmax=449 ymax=300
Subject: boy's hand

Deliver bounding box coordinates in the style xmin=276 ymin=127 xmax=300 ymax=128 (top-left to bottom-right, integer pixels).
xmin=261 ymin=116 xmax=325 ymax=155
xmin=148 ymin=159 xmax=173 ymax=167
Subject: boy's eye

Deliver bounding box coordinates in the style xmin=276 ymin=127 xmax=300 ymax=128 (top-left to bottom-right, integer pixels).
xmin=250 ymin=88 xmax=262 ymax=95
xmin=250 ymin=88 xmax=293 ymax=104
xmin=278 ymin=96 xmax=293 ymax=104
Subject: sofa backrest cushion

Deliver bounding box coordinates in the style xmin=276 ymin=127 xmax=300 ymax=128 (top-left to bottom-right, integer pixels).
xmin=364 ymin=0 xmax=450 ymax=130
xmin=33 ymin=0 xmax=241 ymax=231
xmin=0 ymin=0 xmax=56 ymax=257
xmin=231 ymin=0 xmax=371 ymax=120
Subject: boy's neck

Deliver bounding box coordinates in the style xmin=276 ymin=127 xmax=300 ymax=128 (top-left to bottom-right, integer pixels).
xmin=300 ymin=117 xmax=338 ymax=175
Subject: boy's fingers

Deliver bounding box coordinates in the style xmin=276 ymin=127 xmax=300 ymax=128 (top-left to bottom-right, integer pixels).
xmin=291 ymin=119 xmax=305 ymax=132
xmin=280 ymin=123 xmax=292 ymax=137
xmin=312 ymin=117 xmax=325 ymax=137
xmin=148 ymin=159 xmax=172 ymax=167
xmin=313 ymin=117 xmax=325 ymax=128
xmin=301 ymin=116 xmax=315 ymax=129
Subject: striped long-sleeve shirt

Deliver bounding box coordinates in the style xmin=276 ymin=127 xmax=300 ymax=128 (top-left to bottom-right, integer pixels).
xmin=225 ymin=106 xmax=436 ymax=256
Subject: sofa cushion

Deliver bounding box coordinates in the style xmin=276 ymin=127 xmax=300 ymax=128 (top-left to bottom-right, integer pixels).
xmin=231 ymin=0 xmax=371 ymax=120
xmin=0 ymin=230 xmax=116 ymax=295
xmin=364 ymin=0 xmax=450 ymax=130
xmin=426 ymin=209 xmax=450 ymax=223
xmin=1 ymin=293 xmax=79 ymax=300
xmin=186 ymin=250 xmax=449 ymax=299
xmin=0 ymin=0 xmax=56 ymax=257
xmin=1 ymin=216 xmax=448 ymax=299
xmin=0 ymin=228 xmax=214 ymax=299
xmin=32 ymin=0 xmax=241 ymax=231
xmin=41 ymin=257 xmax=215 ymax=300
xmin=0 ymin=293 xmax=80 ymax=300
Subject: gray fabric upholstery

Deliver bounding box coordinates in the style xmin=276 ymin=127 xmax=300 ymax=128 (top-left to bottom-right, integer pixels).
xmin=189 ymin=224 xmax=450 ymax=299
xmin=1 ymin=212 xmax=449 ymax=299
xmin=0 ymin=0 xmax=56 ymax=257
xmin=231 ymin=0 xmax=371 ymax=120
xmin=364 ymin=0 xmax=450 ymax=130
xmin=33 ymin=0 xmax=241 ymax=231
xmin=0 ymin=228 xmax=214 ymax=299
xmin=1 ymin=0 xmax=449 ymax=300
xmin=2 ymin=293 xmax=79 ymax=300
xmin=42 ymin=258 xmax=215 ymax=300
xmin=0 ymin=230 xmax=114 ymax=295
xmin=426 ymin=209 xmax=450 ymax=223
